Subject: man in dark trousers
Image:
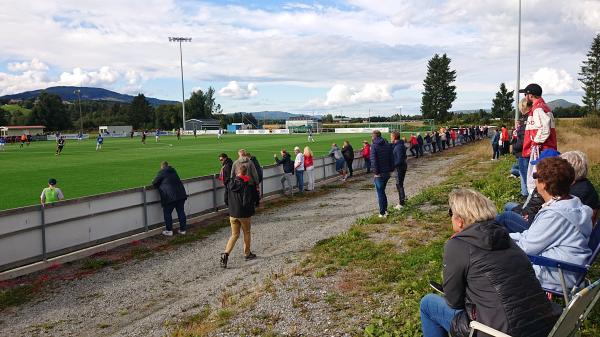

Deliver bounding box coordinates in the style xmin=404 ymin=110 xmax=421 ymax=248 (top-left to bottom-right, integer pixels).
xmin=152 ymin=161 xmax=188 ymax=236
xmin=370 ymin=130 xmax=394 ymax=218
xmin=218 ymin=153 xmax=234 ymax=205
xmin=391 ymin=131 xmax=408 ymax=210
xmin=416 ymin=133 xmax=424 ymax=157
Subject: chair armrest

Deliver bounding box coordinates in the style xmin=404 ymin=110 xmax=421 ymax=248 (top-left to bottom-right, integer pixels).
xmin=528 ymin=255 xmax=588 ymax=274
xmin=469 ymin=321 xmax=512 ymax=337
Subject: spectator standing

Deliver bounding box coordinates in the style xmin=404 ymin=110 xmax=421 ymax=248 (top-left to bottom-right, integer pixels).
xmin=409 ymin=134 xmax=418 ymax=158
xmin=329 ymin=143 xmax=347 ymax=181
xmin=293 ymin=146 xmax=305 ymax=193
xmin=391 ymin=131 xmax=407 ymax=209
xmin=417 ymin=133 xmax=424 ymax=157
xmin=419 ymin=189 xmax=558 ymax=337
xmin=218 ymin=153 xmax=233 ymax=205
xmin=500 ymin=125 xmax=510 ymax=155
xmin=491 ymin=129 xmax=500 ymax=160
xmin=274 ymin=149 xmax=294 ymax=195
xmin=220 ymin=165 xmax=257 ymax=268
xmin=231 ymin=149 xmax=259 ymax=204
xmin=510 ymin=157 xmax=592 ymax=292
xmin=512 ymin=102 xmax=529 ymax=197
xmin=247 ymin=152 xmax=263 ymax=206
xmin=304 ymin=146 xmax=315 ymax=191
xmin=444 ymin=129 xmax=451 ymax=148
xmin=449 ymin=128 xmax=456 ymax=147
xmin=424 ymin=133 xmax=432 ymax=153
xmin=520 ymin=83 xmax=557 ymax=193
xmin=435 ymin=131 xmax=442 ymax=152
xmin=342 ymin=140 xmax=355 ymax=177
xmin=40 ymin=178 xmax=65 ymax=207
xmin=370 ymin=130 xmax=394 ymax=217
xmin=440 ymin=128 xmax=447 ymax=150
xmin=361 ymin=140 xmax=371 ymax=173
xmin=152 ymin=161 xmax=188 ymax=236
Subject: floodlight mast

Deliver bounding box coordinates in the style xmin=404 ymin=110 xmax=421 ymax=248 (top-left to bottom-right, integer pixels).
xmin=169 ymin=37 xmax=192 ymax=131
xmin=514 ymin=0 xmax=521 ymax=122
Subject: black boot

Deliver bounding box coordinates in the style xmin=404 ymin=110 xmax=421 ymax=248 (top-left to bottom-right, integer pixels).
xmin=220 ymin=253 xmax=229 ymax=268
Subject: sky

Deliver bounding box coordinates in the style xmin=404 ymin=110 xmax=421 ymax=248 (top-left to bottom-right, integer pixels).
xmin=0 ymin=0 xmax=598 ymax=116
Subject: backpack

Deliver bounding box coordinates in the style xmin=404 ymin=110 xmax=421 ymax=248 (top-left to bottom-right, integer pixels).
xmin=250 ymin=156 xmax=263 ymax=183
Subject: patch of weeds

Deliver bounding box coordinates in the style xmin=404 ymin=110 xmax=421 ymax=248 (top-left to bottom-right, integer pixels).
xmin=324 ymin=292 xmax=338 ymax=305
xmin=97 ymin=323 xmax=111 ymax=329
xmin=169 ymin=221 xmax=229 ymax=246
xmin=131 ymin=246 xmax=155 ymax=260
xmin=216 ymin=309 xmax=233 ymax=326
xmin=0 ymin=284 xmax=34 ymax=310
xmin=183 ymin=305 xmax=211 ymax=325
xmin=81 ymin=258 xmax=114 ymax=270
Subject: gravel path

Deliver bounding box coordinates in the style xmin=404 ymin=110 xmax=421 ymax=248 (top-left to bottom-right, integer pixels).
xmin=1 ymin=153 xmax=465 ymax=337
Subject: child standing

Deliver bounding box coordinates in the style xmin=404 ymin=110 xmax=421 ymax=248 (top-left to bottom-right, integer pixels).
xmin=40 ymin=178 xmax=65 ymax=207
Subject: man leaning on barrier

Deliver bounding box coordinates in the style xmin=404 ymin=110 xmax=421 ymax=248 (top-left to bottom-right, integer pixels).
xmin=152 ymin=161 xmax=188 ymax=236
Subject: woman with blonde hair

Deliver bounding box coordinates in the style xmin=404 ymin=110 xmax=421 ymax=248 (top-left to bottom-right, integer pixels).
xmin=420 ymin=189 xmax=557 ymax=337
xmin=303 ymin=146 xmax=315 ymax=191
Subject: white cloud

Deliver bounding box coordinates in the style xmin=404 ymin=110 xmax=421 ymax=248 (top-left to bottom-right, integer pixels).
xmin=315 ymin=83 xmax=394 ymax=107
xmin=7 ymin=58 xmax=49 ymax=72
xmin=59 ymin=66 xmax=119 ymax=86
xmin=218 ymin=81 xmax=258 ymax=99
xmin=522 ymin=67 xmax=574 ymax=95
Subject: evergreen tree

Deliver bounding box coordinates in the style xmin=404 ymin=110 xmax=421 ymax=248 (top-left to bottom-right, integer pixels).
xmin=579 ymin=34 xmax=600 ymax=115
xmin=420 ymin=54 xmax=457 ymax=122
xmin=184 ymin=87 xmax=221 ymax=119
xmin=490 ymin=83 xmax=515 ymax=119
xmin=0 ymin=108 xmax=7 ymax=126
xmin=130 ymin=94 xmax=153 ymax=129
xmin=29 ymin=92 xmax=72 ymax=131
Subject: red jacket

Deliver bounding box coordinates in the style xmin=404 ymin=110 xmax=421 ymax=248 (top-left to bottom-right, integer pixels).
xmin=501 ymin=127 xmax=510 ymax=142
xmin=304 ymin=155 xmax=313 ymax=168
xmin=361 ymin=144 xmax=370 ymax=158
xmin=410 ymin=136 xmax=418 ymax=145
xmin=523 ymin=98 xmax=557 ymax=157
xmin=450 ymin=129 xmax=457 ymax=140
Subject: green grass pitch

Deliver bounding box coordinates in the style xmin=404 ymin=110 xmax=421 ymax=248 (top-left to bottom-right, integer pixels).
xmin=0 ymin=133 xmax=374 ymax=211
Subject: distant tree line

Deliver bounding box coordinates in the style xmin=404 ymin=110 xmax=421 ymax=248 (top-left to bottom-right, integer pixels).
xmin=0 ymin=87 xmax=224 ymax=131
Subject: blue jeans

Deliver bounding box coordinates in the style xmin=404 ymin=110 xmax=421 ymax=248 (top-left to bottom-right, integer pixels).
xmin=496 ymin=202 xmax=530 ymax=233
xmin=364 ymin=158 xmax=371 ymax=173
xmin=374 ymin=173 xmax=390 ymax=215
xmin=510 ymin=163 xmax=520 ymax=177
xmin=420 ymin=294 xmax=462 ymax=337
xmin=518 ymin=156 xmax=530 ymax=197
xmin=296 ymin=170 xmax=304 ymax=192
xmin=163 ymin=199 xmax=187 ymax=232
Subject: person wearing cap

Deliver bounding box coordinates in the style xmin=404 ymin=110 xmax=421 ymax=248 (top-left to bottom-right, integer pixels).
xmin=41 ymin=178 xmax=64 ymax=207
xmin=293 ymin=146 xmax=305 ymax=192
xmin=519 ymin=83 xmax=557 ymax=194
xmin=361 ymin=140 xmax=371 ymax=173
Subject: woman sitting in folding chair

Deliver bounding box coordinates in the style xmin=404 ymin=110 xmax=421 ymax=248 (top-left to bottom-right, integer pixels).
xmin=510 ymin=157 xmax=593 ymax=293
xmin=420 ymin=189 xmax=558 ymax=337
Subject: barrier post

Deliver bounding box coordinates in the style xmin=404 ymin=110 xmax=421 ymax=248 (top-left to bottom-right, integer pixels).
xmin=212 ymin=174 xmax=218 ymax=212
xmin=40 ymin=206 xmax=47 ymax=261
xmin=322 ymin=157 xmax=327 ymax=180
xmin=142 ymin=187 xmax=148 ymax=232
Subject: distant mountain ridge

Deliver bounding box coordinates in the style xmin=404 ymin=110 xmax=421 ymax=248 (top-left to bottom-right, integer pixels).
xmin=546 ymin=99 xmax=579 ymax=110
xmin=0 ymin=86 xmax=178 ymax=106
xmin=234 ymin=111 xmax=320 ymax=120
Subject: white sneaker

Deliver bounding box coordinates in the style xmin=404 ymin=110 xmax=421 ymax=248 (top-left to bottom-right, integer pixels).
xmin=394 ymin=204 xmax=403 ymax=210
xmin=162 ymin=230 xmax=173 ymax=236
xmin=378 ymin=212 xmax=388 ymax=218
xmin=178 ymin=230 xmax=186 ymax=235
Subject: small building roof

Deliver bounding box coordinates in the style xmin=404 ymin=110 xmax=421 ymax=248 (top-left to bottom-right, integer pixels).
xmin=1 ymin=125 xmax=46 ymax=129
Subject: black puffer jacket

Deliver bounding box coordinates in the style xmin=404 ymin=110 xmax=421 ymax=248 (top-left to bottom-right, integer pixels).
xmin=444 ymin=220 xmax=559 ymax=337
xmin=227 ymin=176 xmax=255 ymax=218
xmin=342 ymin=144 xmax=355 ymax=161
xmin=512 ymin=125 xmax=525 ymax=157
xmin=152 ymin=166 xmax=187 ymax=206
xmin=512 ymin=188 xmax=544 ymax=224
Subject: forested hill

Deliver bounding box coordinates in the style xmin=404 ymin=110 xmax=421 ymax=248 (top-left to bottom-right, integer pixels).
xmin=0 ymin=86 xmax=177 ymax=107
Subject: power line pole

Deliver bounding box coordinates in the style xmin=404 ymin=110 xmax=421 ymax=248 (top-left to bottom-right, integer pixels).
xmin=169 ymin=37 xmax=191 ymax=130
xmin=514 ymin=0 xmax=522 ymax=121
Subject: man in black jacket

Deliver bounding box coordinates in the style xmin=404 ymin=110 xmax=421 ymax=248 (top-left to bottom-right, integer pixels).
xmin=220 ymin=165 xmax=256 ymax=268
xmin=342 ymin=140 xmax=355 ymax=177
xmin=152 ymin=161 xmax=188 ymax=236
xmin=218 ymin=153 xmax=233 ymax=206
xmin=391 ymin=131 xmax=407 ymax=209
xmin=274 ymin=149 xmax=294 ymax=195
xmin=370 ymin=130 xmax=394 ymax=217
xmin=247 ymin=152 xmax=263 ymax=206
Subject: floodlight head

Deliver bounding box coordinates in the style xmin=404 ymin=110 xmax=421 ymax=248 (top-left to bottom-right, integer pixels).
xmin=168 ymin=37 xmax=192 ymax=42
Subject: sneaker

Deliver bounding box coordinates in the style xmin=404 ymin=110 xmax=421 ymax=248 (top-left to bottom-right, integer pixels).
xmin=245 ymin=252 xmax=257 ymax=261
xmin=162 ymin=230 xmax=173 ymax=236
xmin=220 ymin=253 xmax=229 ymax=268
xmin=178 ymin=230 xmax=186 ymax=235
xmin=378 ymin=212 xmax=388 ymax=218
xmin=394 ymin=204 xmax=403 ymax=210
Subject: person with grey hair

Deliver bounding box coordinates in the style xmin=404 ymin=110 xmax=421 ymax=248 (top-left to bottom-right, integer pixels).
xmin=293 ymin=146 xmax=305 ymax=193
xmin=561 ymin=151 xmax=599 ymax=224
xmin=420 ymin=189 xmax=558 ymax=337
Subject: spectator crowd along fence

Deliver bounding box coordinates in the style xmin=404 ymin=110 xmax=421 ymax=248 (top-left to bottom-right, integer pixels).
xmin=0 ymin=151 xmax=365 ymax=278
